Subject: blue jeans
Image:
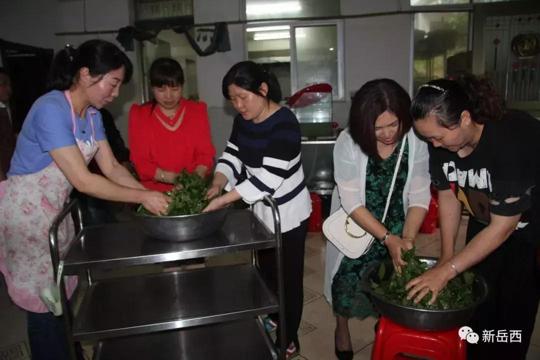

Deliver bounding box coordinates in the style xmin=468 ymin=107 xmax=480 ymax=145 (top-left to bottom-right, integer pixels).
xmin=27 ymin=311 xmax=80 ymax=360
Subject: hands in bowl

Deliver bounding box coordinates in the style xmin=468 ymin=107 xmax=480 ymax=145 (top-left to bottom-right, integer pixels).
xmin=141 ymin=191 xmax=171 ymax=215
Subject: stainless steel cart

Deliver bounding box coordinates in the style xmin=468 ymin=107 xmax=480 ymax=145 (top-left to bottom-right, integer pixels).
xmin=49 ymin=196 xmax=286 ymax=360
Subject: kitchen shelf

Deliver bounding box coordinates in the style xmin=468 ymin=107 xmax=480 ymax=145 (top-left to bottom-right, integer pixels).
xmin=72 ymin=264 xmax=278 ymax=340
xmin=62 ymin=209 xmax=274 ymax=274
xmin=93 ymin=319 xmax=275 ymax=360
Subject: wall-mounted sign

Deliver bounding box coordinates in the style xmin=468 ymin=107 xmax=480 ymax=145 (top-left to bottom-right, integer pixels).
xmin=135 ymin=0 xmax=193 ymax=21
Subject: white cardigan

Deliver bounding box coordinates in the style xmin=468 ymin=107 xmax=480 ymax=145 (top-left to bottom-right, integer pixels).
xmin=323 ymin=128 xmax=431 ymax=302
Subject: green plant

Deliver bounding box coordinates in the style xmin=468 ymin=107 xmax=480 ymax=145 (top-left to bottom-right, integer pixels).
xmin=137 ymin=170 xmax=210 ymax=216
xmin=371 ymin=249 xmax=475 ymax=310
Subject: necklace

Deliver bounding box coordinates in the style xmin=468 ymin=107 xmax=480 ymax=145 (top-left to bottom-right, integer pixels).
xmin=154 ymin=104 xmax=186 ymax=132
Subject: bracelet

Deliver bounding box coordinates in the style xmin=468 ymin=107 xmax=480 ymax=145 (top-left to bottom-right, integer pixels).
xmin=450 ymin=262 xmax=460 ymax=276
xmin=379 ymin=231 xmax=390 ymax=245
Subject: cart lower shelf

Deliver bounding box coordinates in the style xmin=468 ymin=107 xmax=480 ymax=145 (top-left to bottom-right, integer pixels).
xmin=73 ymin=264 xmax=278 ymax=340
xmin=93 ymin=319 xmax=276 ymax=360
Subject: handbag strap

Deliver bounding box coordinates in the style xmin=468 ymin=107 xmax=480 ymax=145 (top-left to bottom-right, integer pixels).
xmin=380 ymin=137 xmax=407 ymax=224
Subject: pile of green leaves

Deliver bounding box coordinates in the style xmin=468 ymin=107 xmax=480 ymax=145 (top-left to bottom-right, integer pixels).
xmin=371 ymin=249 xmax=476 ymax=310
xmin=137 ymin=170 xmax=210 ymax=216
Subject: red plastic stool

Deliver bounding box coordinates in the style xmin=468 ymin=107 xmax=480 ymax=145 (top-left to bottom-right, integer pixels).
xmin=308 ymin=192 xmax=322 ymax=232
xmin=372 ymin=317 xmax=466 ymax=360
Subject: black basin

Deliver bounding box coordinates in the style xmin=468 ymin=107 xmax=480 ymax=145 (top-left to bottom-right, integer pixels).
xmin=362 ymin=257 xmax=488 ymax=331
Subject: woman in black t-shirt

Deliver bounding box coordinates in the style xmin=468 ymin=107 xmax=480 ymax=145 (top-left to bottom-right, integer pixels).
xmin=406 ymin=75 xmax=540 ymax=359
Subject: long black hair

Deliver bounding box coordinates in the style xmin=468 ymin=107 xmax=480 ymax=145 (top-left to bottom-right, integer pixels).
xmin=47 ymin=39 xmax=133 ymax=91
xmin=349 ymin=78 xmax=412 ymax=159
xmin=222 ymin=61 xmax=281 ymax=103
xmin=410 ymin=74 xmax=504 ymax=128
xmin=149 ymin=57 xmax=184 ymax=88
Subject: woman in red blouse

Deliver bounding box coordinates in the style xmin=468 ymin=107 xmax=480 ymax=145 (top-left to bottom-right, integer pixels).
xmin=129 ymin=58 xmax=216 ymax=192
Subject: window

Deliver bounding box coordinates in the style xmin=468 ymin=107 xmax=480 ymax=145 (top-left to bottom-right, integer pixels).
xmin=245 ymin=0 xmax=340 ymax=21
xmin=411 ymin=0 xmax=524 ymax=5
xmin=412 ymin=12 xmax=470 ymax=90
xmin=411 ymin=0 xmax=467 ymax=5
xmin=472 ymin=0 xmax=524 ymax=3
xmin=247 ymin=22 xmax=344 ymax=100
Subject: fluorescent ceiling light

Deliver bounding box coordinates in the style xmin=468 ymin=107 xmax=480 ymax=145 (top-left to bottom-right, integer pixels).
xmin=247 ymin=1 xmax=302 ymax=16
xmin=246 ymin=25 xmax=290 ymax=32
xmin=254 ymin=31 xmax=290 ymax=41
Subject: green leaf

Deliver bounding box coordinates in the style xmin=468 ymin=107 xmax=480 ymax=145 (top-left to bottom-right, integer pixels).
xmin=139 ymin=170 xmax=211 ymax=216
xmin=378 ymin=262 xmax=386 ymax=280
xmin=371 ymin=248 xmax=476 ymax=310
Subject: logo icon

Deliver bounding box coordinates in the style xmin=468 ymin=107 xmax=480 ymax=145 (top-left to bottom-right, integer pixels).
xmin=466 ymin=332 xmax=480 ymax=344
xmin=458 ymin=326 xmax=473 ymax=340
xmin=459 ymin=326 xmax=479 ymax=344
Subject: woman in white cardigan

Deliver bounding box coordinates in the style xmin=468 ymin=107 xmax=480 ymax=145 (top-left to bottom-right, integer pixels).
xmin=324 ymin=79 xmax=431 ymax=359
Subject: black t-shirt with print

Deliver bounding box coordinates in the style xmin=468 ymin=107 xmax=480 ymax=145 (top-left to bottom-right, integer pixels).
xmin=429 ymin=110 xmax=540 ymax=225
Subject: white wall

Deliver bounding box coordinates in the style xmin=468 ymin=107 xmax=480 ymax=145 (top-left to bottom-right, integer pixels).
xmin=194 ymin=0 xmax=242 ymax=24
xmin=344 ymin=14 xmax=412 ymax=95
xmin=331 ymin=14 xmax=413 ymax=129
xmin=0 ymin=0 xmax=414 ymax=150
xmin=194 ymin=0 xmax=245 ymax=153
xmin=0 ymin=0 xmax=137 ymax=140
xmin=0 ymin=0 xmax=59 ymax=49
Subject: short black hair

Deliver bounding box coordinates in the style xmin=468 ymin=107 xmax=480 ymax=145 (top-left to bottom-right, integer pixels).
xmin=149 ymin=57 xmax=184 ymax=88
xmin=222 ymin=61 xmax=281 ymax=103
xmin=349 ymin=78 xmax=412 ymax=159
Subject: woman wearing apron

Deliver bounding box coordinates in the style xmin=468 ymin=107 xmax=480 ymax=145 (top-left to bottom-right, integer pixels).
xmin=0 ymin=40 xmax=169 ymax=360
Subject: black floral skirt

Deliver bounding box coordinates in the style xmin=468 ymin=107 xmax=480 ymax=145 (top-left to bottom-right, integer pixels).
xmin=331 ymin=241 xmax=388 ymax=318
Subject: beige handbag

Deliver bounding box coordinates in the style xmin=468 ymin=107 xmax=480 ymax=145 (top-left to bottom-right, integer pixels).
xmin=323 ymin=139 xmax=406 ymax=259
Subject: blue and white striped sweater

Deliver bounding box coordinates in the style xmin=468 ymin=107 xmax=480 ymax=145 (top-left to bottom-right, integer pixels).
xmin=216 ymin=107 xmax=311 ymax=232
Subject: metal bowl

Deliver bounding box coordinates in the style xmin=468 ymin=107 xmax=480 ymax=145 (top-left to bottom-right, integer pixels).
xmin=133 ymin=206 xmax=230 ymax=242
xmin=362 ymin=257 xmax=488 ymax=331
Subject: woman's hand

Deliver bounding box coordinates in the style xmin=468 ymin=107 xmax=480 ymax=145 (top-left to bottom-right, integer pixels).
xmin=385 ymin=235 xmax=413 ymax=272
xmin=203 ymin=196 xmax=226 ymax=212
xmin=405 ymin=263 xmax=454 ymax=305
xmin=141 ymin=191 xmax=171 ymax=215
xmin=206 ymin=184 xmax=223 ymax=200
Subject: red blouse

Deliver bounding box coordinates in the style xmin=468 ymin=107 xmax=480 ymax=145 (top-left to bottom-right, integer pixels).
xmin=128 ymin=100 xmax=216 ymax=192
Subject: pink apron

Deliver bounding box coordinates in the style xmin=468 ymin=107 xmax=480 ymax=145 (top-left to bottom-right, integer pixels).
xmin=0 ymin=91 xmax=99 ymax=313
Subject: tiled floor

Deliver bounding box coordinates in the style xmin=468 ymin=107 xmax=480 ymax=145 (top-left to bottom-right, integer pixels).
xmin=1 ymin=216 xmax=540 ymax=359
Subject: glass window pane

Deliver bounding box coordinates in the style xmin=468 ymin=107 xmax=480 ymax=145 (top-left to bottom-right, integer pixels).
xmin=246 ymin=0 xmax=340 ymax=21
xmin=294 ymin=25 xmax=339 ymax=98
xmin=247 ymin=27 xmax=292 ymax=97
xmin=411 ymin=0 xmax=468 ymax=5
xmin=473 ymin=0 xmax=523 ymax=3
xmin=413 ymin=12 xmax=470 ymax=90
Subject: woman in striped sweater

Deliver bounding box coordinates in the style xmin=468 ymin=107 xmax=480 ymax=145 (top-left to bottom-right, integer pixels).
xmin=204 ymin=61 xmax=311 ymax=357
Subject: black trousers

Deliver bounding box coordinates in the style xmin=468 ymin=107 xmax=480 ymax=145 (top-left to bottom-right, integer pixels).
xmin=466 ymin=218 xmax=540 ymax=360
xmin=258 ymin=219 xmax=309 ymax=348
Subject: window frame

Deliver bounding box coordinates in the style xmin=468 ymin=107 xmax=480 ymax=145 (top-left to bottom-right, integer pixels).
xmin=245 ymin=19 xmax=345 ymax=101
